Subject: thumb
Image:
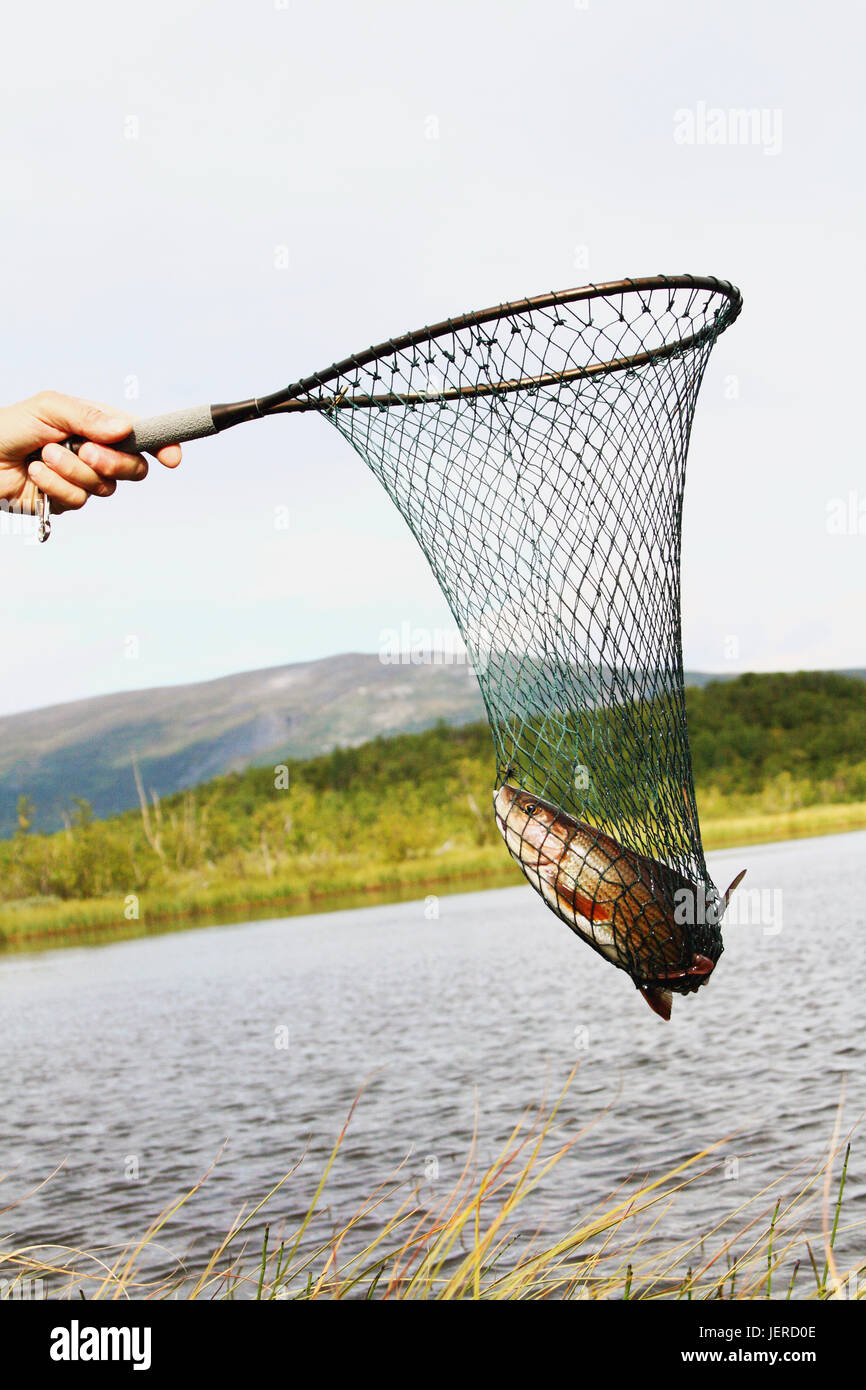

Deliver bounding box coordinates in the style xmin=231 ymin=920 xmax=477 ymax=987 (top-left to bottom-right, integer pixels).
xmin=29 ymin=391 xmax=133 ymax=444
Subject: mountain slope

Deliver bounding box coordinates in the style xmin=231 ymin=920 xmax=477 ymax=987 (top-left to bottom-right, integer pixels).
xmin=0 ymin=654 xmax=485 ymax=835
xmin=0 ymin=654 xmax=862 ymax=837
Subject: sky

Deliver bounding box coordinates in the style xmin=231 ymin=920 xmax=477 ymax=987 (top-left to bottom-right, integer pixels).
xmin=0 ymin=0 xmax=862 ymax=716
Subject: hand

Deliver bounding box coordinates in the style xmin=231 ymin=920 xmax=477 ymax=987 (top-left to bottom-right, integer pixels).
xmin=0 ymin=391 xmax=182 ymax=515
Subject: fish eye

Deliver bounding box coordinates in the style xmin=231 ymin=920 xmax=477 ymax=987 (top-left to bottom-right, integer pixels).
xmin=524 ymin=802 xmax=537 ymax=815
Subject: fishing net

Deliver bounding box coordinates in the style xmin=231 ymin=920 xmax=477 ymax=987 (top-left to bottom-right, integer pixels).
xmin=301 ymin=276 xmax=742 ymax=999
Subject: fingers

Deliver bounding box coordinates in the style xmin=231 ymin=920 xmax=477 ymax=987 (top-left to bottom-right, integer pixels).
xmin=26 ymin=440 xmax=150 ymax=514
xmin=29 ymin=390 xmax=134 ymax=446
xmin=73 ymin=440 xmax=149 ymax=482
xmin=28 ymin=457 xmax=94 ymax=513
xmin=19 ymin=393 xmax=182 ymax=522
xmin=155 ymin=444 xmax=182 ymax=469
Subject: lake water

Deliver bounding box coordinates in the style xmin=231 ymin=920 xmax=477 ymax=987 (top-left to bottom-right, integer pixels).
xmin=1 ymin=831 xmax=864 ymax=1295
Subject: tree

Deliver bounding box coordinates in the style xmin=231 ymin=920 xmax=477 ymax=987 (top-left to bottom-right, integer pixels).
xmin=70 ymin=797 xmax=94 ymax=830
xmin=16 ymin=794 xmax=35 ymax=835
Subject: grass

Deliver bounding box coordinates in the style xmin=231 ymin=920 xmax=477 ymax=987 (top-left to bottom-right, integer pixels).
xmin=1 ymin=1074 xmax=861 ymax=1301
xmin=1 ymin=800 xmax=865 ymax=952
xmin=2 ymin=669 xmax=866 ymax=950
xmin=0 ymin=846 xmax=523 ymax=949
xmin=699 ymin=798 xmax=866 ymax=850
xmin=0 ymin=813 xmax=862 ymax=950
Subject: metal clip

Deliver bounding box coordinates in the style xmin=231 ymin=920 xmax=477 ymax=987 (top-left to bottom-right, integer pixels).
xmin=37 ymin=489 xmax=51 ymax=544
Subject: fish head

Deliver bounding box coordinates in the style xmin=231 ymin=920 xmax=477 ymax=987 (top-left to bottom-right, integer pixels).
xmin=493 ymin=784 xmax=571 ymax=862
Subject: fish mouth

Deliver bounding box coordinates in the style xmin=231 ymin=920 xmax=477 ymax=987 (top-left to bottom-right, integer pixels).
xmin=493 ymin=784 xmax=515 ymax=822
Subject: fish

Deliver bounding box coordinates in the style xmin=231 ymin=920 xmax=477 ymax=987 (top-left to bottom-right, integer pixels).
xmin=493 ymin=783 xmax=746 ymax=1020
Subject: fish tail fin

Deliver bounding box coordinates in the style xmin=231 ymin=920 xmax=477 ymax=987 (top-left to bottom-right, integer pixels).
xmin=640 ymin=986 xmax=673 ymax=1021
xmin=723 ymin=868 xmax=747 ymax=908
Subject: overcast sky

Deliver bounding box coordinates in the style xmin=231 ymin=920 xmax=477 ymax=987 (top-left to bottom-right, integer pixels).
xmin=0 ymin=0 xmax=862 ymax=716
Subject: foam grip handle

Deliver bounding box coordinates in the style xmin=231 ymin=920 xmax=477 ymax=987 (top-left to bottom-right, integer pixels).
xmin=114 ymin=404 xmax=217 ymax=454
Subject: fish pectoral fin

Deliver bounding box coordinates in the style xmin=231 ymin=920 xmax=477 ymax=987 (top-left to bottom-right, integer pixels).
xmin=640 ymin=986 xmax=673 ymax=1021
xmin=556 ymin=881 xmax=614 ymax=925
xmin=723 ymin=868 xmax=747 ymax=907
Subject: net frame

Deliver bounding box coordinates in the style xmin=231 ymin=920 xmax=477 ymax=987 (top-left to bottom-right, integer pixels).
xmin=239 ymin=274 xmax=741 ymax=415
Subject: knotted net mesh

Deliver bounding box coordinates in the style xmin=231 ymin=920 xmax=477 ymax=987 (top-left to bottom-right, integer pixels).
xmin=300 ymin=276 xmax=741 ymax=1001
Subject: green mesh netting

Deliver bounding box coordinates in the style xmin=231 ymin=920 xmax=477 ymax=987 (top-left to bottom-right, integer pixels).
xmin=301 ymin=277 xmax=742 ymax=1006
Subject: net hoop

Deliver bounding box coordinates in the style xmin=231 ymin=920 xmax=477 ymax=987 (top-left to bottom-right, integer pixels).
xmin=265 ymin=270 xmax=745 ymax=1004
xmin=260 ymin=274 xmax=741 ymax=415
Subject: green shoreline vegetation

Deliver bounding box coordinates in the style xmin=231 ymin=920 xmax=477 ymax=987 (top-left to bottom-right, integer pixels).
xmin=1 ymin=671 xmax=865 ymax=950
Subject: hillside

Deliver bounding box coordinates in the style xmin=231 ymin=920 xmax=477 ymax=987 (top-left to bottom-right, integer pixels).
xmin=687 ymin=670 xmax=866 ymax=793
xmin=0 ymin=653 xmax=485 ymax=836
xmin=1 ymin=671 xmax=864 ymax=947
xmin=3 ymin=652 xmax=862 ymax=840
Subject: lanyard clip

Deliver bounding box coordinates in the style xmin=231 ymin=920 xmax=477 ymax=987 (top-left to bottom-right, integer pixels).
xmin=37 ymin=489 xmax=51 ymax=544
